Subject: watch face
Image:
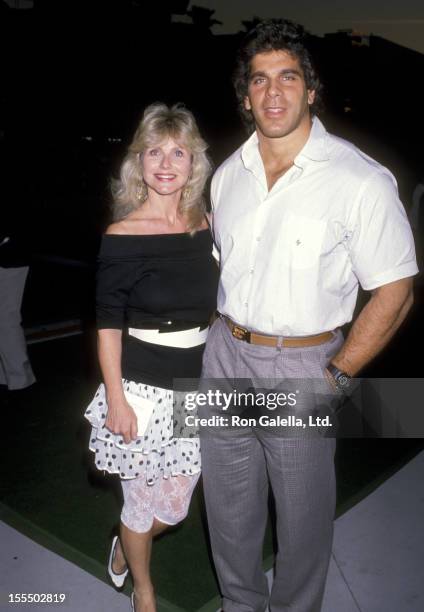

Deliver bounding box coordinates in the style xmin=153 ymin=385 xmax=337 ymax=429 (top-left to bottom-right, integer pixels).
xmin=337 ymin=374 xmax=350 ymax=387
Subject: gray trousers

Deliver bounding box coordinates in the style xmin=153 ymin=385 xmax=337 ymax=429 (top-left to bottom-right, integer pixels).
xmin=0 ymin=266 xmax=35 ymax=390
xmin=199 ymin=318 xmax=343 ymax=612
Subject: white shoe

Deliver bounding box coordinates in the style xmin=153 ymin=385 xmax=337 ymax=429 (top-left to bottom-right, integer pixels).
xmin=107 ymin=535 xmax=128 ymax=588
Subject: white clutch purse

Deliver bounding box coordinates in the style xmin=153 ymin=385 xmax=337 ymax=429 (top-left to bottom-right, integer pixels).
xmin=124 ymin=391 xmax=155 ymax=437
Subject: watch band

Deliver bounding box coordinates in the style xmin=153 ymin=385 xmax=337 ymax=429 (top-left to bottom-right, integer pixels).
xmin=327 ymin=363 xmax=352 ymax=392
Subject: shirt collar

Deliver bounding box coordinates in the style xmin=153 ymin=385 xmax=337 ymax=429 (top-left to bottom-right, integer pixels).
xmin=240 ymin=115 xmax=330 ymax=172
xmin=295 ymin=116 xmax=329 ymax=164
xmin=241 ymin=130 xmax=262 ymax=173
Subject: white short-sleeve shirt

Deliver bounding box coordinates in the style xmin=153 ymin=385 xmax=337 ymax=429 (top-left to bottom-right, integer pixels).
xmin=211 ymin=117 xmax=418 ymax=336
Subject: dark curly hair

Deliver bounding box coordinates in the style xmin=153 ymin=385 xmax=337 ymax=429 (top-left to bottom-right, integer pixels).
xmin=233 ymin=19 xmax=322 ymax=132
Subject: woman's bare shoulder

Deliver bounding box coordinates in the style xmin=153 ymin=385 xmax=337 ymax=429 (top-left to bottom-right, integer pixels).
xmin=105 ymin=216 xmax=150 ymax=236
xmin=105 ymin=221 xmax=128 ymax=235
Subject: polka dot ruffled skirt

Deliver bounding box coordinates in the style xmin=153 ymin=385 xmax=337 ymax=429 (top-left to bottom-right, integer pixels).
xmin=84 ymin=380 xmax=200 ymax=484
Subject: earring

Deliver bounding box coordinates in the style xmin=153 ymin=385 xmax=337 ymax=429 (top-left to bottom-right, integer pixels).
xmin=182 ymin=186 xmax=191 ymax=200
xmin=137 ymin=180 xmax=147 ymax=202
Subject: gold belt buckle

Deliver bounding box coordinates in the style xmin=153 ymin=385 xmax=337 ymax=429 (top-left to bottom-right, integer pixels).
xmin=232 ymin=325 xmax=251 ymax=342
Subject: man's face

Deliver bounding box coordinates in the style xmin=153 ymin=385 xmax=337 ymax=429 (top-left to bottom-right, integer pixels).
xmin=244 ymin=49 xmax=315 ymax=140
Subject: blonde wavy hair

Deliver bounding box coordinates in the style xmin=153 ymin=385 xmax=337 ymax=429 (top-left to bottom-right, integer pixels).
xmin=112 ymin=103 xmax=212 ymax=233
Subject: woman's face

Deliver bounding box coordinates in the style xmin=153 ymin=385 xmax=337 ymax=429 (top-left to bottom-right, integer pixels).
xmin=141 ymin=136 xmax=192 ymax=198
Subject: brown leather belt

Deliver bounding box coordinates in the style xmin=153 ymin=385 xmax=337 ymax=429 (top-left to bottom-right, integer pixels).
xmin=221 ymin=314 xmax=334 ymax=348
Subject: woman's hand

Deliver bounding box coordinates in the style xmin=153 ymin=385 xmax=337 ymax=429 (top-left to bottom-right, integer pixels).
xmin=97 ymin=328 xmax=138 ymax=444
xmin=105 ymin=396 xmax=138 ymax=444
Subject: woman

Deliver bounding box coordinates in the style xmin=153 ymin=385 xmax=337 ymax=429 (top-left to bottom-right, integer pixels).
xmin=84 ymin=103 xmax=218 ymax=612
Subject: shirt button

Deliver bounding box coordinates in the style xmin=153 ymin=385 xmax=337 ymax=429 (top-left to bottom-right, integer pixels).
xmin=244 ymin=302 xmax=248 ymax=307
xmin=256 ymin=236 xmax=261 ymax=241
xmin=250 ymin=269 xmax=254 ymax=274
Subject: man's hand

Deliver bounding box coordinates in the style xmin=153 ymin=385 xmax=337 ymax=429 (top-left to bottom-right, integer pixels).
xmin=330 ymin=277 xmax=414 ymax=376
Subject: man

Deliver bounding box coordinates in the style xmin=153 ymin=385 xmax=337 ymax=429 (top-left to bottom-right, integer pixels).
xmin=199 ymin=19 xmax=417 ymax=612
xmin=0 ymin=231 xmax=36 ymax=390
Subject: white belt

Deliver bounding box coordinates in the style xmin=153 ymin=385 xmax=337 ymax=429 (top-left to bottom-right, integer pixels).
xmin=128 ymin=326 xmax=208 ymax=348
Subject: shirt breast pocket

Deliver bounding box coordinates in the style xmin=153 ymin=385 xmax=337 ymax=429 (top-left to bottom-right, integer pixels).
xmin=279 ymin=214 xmax=326 ymax=270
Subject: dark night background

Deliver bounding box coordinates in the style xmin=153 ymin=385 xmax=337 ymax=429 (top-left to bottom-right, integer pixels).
xmin=1 ymin=5 xmax=424 ymax=607
xmin=1 ymin=0 xmax=423 ymax=371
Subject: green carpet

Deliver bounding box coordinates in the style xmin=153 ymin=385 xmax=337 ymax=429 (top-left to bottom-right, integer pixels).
xmin=1 ymin=332 xmax=423 ymax=611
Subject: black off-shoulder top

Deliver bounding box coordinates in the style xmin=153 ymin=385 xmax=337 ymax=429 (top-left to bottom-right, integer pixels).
xmin=96 ymin=229 xmax=219 ymax=389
